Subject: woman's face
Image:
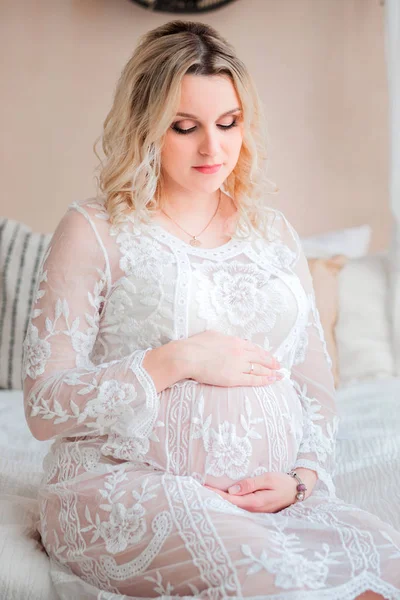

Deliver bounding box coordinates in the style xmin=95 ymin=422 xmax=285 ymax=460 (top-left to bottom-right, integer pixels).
xmin=161 ymin=74 xmax=244 ymax=196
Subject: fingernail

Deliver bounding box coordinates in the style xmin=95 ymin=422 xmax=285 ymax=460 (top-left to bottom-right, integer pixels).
xmin=267 ymin=376 xmax=276 ymax=382
xmin=276 ymin=373 xmax=284 ymax=379
xmin=228 ymin=484 xmax=241 ymax=494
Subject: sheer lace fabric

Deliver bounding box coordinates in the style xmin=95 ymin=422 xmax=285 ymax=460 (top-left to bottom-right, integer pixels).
xmin=22 ymin=198 xmax=400 ymax=599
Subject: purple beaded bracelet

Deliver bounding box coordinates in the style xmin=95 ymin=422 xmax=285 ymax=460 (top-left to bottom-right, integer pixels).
xmin=287 ymin=470 xmax=307 ymax=501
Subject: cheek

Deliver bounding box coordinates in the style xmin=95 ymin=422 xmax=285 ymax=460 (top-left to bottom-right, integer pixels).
xmin=226 ymin=130 xmax=243 ymax=162
xmin=162 ymin=135 xmax=194 ymax=170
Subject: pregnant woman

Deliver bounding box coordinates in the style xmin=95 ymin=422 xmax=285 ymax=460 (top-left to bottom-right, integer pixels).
xmin=23 ymin=20 xmax=400 ymax=599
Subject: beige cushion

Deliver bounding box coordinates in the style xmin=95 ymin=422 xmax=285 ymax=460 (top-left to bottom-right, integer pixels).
xmin=307 ymin=255 xmax=348 ymax=388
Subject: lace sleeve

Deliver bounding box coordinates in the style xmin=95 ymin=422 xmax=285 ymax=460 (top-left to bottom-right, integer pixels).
xmin=22 ymin=204 xmax=158 ymax=442
xmin=273 ymin=211 xmax=339 ymax=496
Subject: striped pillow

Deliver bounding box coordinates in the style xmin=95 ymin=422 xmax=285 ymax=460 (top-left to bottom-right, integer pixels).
xmin=0 ymin=218 xmax=51 ymax=389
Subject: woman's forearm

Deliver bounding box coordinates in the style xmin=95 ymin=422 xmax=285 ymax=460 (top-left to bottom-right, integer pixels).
xmin=142 ymin=340 xmax=190 ymax=394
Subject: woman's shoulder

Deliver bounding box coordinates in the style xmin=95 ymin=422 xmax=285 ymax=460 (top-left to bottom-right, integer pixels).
xmin=256 ymin=207 xmax=302 ymax=269
xmin=60 ymin=195 xmax=121 ymax=239
xmin=48 ymin=196 xmax=115 ymax=260
xmin=263 ymin=208 xmax=301 ymax=247
xmin=66 ymin=196 xmax=137 ymax=237
xmin=66 ymin=196 xmax=110 ymax=224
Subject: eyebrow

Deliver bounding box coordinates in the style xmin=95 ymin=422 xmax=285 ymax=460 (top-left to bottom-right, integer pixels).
xmin=175 ymin=108 xmax=242 ymax=119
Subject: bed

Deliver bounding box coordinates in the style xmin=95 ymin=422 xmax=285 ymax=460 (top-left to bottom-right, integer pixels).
xmin=0 ymin=227 xmax=399 ymax=600
xmin=2 ymin=3 xmax=400 ymax=596
xmin=1 ymin=378 xmax=399 ymax=600
xmin=0 ymin=390 xmax=56 ymax=599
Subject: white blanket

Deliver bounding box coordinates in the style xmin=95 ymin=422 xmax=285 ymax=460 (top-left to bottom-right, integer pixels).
xmin=0 ymin=390 xmax=55 ymax=600
xmin=0 ymin=380 xmax=399 ymax=599
xmin=335 ymin=376 xmax=400 ymax=531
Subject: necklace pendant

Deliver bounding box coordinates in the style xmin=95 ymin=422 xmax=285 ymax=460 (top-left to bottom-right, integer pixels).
xmin=189 ymin=237 xmax=201 ymax=247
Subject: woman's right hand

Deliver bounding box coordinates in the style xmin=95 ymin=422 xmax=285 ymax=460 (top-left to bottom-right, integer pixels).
xmin=176 ymin=330 xmax=283 ymax=387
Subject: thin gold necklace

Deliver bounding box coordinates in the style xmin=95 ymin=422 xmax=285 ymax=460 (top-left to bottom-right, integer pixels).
xmin=160 ymin=189 xmax=221 ymax=247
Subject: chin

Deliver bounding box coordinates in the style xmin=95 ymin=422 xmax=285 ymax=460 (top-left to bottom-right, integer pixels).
xmin=189 ymin=179 xmax=226 ymax=194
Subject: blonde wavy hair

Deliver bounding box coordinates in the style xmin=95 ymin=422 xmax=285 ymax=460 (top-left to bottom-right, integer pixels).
xmin=93 ymin=20 xmax=278 ymax=239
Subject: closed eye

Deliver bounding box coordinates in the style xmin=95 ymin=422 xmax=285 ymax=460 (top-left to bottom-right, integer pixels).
xmin=171 ymin=119 xmax=238 ymax=135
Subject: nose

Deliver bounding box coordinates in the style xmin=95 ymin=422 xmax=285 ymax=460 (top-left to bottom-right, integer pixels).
xmin=199 ymin=127 xmax=221 ymax=158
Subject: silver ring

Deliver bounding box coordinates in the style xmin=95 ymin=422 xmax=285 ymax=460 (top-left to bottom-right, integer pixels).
xmin=249 ymin=362 xmax=254 ymax=374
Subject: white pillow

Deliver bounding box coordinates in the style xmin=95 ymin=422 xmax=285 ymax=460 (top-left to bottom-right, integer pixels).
xmin=335 ymin=253 xmax=394 ymax=387
xmin=301 ymin=224 xmax=372 ymax=259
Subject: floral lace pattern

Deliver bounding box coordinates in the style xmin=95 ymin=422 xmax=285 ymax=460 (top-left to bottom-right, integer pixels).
xmin=194 ymin=261 xmax=289 ymax=337
xmin=82 ymin=470 xmax=156 ymax=555
xmin=238 ymin=524 xmax=344 ymax=589
xmin=191 ymin=394 xmax=264 ymax=480
xmin=22 ymin=198 xmax=400 ymax=599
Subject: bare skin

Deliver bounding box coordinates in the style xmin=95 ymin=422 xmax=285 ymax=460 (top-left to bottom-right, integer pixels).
xmin=156 ymin=73 xmax=243 ymax=246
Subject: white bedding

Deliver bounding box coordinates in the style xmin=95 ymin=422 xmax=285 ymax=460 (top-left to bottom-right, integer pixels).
xmin=0 ymin=390 xmax=55 ymax=600
xmin=0 ymin=380 xmax=399 ymax=600
xmin=335 ymin=377 xmax=400 ymax=531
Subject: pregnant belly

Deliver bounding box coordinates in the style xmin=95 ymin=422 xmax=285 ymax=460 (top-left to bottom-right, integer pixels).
xmin=137 ymin=377 xmax=304 ymax=491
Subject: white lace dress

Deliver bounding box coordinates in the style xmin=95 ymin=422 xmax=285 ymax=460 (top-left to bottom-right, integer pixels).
xmin=22 ymin=198 xmax=400 ymax=600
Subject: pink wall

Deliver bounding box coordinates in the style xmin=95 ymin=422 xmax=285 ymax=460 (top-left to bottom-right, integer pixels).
xmin=0 ymin=0 xmax=390 ymax=252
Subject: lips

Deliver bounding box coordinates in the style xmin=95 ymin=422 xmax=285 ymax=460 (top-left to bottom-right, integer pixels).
xmin=193 ymin=164 xmax=222 ymax=174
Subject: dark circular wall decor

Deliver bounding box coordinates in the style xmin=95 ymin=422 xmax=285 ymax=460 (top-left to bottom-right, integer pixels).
xmin=129 ymin=0 xmax=237 ymax=14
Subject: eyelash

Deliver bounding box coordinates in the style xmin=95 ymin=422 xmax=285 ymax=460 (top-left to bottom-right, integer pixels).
xmin=171 ymin=119 xmax=238 ymax=135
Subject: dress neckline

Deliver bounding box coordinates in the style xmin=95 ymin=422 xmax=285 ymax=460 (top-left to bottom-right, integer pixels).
xmin=143 ymin=220 xmax=243 ymax=257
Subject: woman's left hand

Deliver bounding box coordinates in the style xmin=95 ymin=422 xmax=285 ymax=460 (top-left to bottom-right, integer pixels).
xmin=204 ymin=469 xmax=317 ymax=513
